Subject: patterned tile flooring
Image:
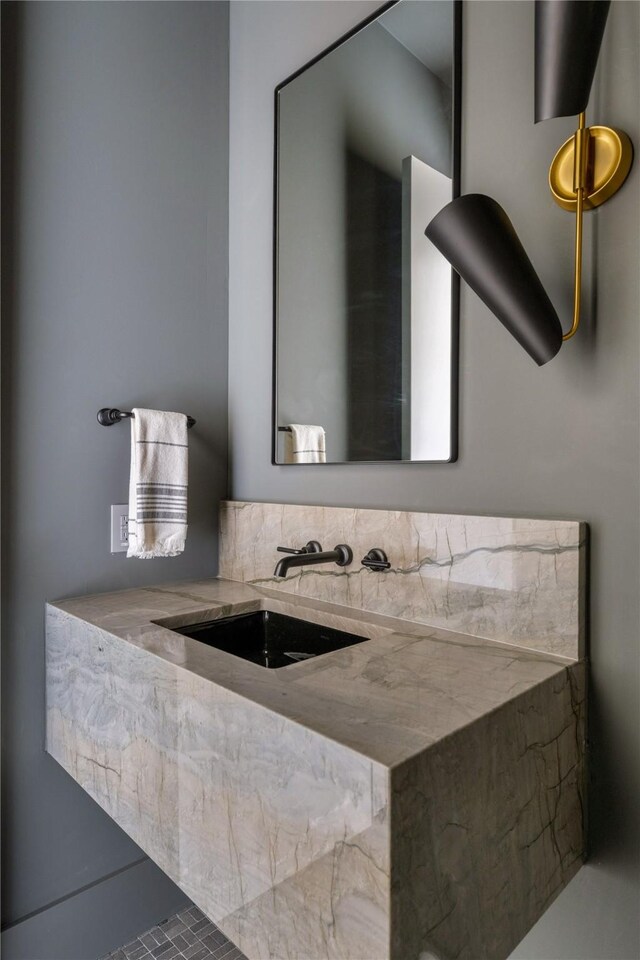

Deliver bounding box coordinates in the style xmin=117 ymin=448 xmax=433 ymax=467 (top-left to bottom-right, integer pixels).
xmin=101 ymin=904 xmax=247 ymax=960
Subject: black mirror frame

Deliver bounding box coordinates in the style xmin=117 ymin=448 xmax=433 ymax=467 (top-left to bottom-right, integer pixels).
xmin=271 ymin=0 xmax=463 ymax=465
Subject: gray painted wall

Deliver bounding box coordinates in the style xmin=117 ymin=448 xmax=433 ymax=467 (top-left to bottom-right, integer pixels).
xmin=1 ymin=3 xmax=229 ymax=957
xmin=229 ymin=2 xmax=639 ymax=958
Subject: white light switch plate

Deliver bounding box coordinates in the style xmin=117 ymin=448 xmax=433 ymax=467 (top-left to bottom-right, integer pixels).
xmin=110 ymin=504 xmax=129 ymax=553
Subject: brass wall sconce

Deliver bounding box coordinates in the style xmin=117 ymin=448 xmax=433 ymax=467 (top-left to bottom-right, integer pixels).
xmin=426 ymin=0 xmax=634 ymax=366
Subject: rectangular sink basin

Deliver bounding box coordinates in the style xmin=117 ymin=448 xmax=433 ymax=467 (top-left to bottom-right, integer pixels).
xmin=173 ymin=610 xmax=367 ymax=669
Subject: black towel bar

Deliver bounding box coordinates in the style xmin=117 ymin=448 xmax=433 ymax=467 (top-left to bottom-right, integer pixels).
xmin=97 ymin=408 xmax=196 ymax=428
xmin=277 ymin=426 xmax=292 ymax=432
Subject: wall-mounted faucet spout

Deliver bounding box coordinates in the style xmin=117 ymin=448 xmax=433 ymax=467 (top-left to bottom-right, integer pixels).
xmin=273 ymin=543 xmax=353 ymax=579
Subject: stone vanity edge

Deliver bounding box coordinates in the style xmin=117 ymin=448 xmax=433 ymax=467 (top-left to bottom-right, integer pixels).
xmin=45 ymin=578 xmax=582 ymax=773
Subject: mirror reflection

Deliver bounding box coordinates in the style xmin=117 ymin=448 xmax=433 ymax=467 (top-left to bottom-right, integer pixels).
xmin=274 ymin=0 xmax=459 ymax=463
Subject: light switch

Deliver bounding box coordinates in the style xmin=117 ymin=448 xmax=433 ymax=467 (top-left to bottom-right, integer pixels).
xmin=110 ymin=504 xmax=129 ymax=553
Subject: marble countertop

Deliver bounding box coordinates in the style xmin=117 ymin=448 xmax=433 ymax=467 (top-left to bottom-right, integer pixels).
xmin=50 ymin=577 xmax=575 ymax=769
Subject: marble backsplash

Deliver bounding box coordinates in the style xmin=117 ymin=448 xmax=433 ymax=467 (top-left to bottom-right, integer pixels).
xmin=219 ymin=501 xmax=586 ymax=659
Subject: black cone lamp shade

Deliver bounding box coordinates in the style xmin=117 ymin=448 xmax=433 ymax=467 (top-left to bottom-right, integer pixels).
xmin=535 ymin=0 xmax=610 ymax=122
xmin=426 ymin=195 xmax=563 ymax=366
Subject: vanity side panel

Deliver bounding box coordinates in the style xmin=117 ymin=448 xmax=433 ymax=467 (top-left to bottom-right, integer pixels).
xmin=390 ymin=662 xmax=586 ymax=960
xmin=45 ymin=604 xmax=391 ymax=960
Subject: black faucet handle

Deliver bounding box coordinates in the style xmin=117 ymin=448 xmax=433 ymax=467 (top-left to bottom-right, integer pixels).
xmin=361 ymin=548 xmax=391 ymax=571
xmin=277 ymin=540 xmax=323 ymax=555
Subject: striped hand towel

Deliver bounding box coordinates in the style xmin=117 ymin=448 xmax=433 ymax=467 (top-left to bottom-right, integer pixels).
xmin=127 ymin=408 xmax=188 ymax=558
xmin=284 ymin=424 xmax=326 ymax=463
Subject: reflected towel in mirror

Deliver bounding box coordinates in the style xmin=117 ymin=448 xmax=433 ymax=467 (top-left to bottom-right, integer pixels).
xmin=284 ymin=424 xmax=326 ymax=464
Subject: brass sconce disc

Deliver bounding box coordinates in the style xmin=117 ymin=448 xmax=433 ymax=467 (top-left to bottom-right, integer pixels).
xmin=549 ymin=126 xmax=633 ymax=212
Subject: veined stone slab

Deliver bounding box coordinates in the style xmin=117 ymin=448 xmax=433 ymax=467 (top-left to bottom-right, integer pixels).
xmin=46 ymin=577 xmax=585 ymax=960
xmin=219 ymin=501 xmax=586 ymax=659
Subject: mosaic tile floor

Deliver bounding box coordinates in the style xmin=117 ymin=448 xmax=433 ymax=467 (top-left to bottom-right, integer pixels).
xmin=101 ymin=904 xmax=247 ymax=960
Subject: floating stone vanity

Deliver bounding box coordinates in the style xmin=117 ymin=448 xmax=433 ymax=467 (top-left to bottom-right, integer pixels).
xmin=46 ymin=502 xmax=587 ymax=960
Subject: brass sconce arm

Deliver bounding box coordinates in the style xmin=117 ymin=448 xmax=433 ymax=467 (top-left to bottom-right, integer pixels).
xmin=563 ymin=112 xmax=587 ymax=342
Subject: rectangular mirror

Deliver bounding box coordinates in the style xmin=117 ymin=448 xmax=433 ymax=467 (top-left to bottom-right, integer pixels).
xmin=273 ymin=0 xmax=461 ymax=464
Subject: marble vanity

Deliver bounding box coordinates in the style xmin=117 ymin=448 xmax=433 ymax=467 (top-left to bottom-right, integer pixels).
xmin=46 ymin=502 xmax=587 ymax=960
